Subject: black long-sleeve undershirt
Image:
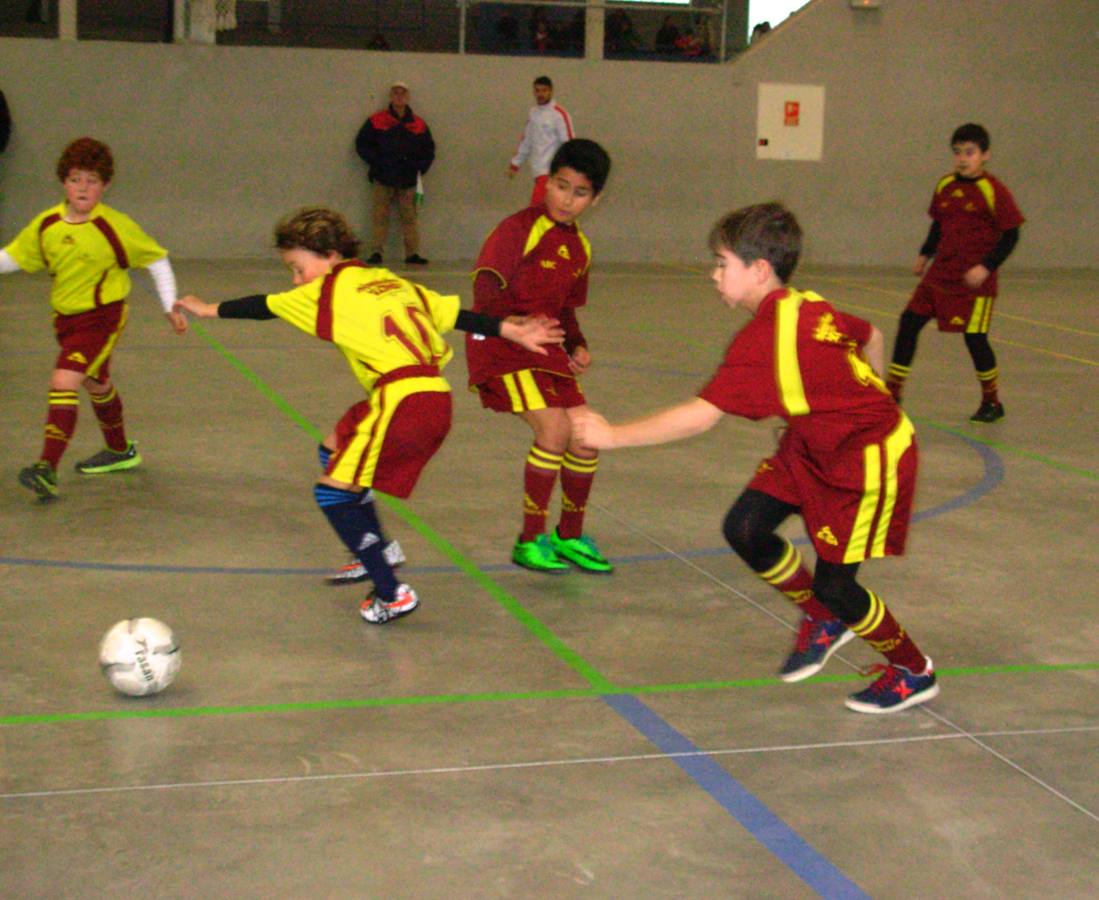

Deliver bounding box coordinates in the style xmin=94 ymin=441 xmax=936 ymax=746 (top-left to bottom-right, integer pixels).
xmin=216 ymin=294 xmax=502 ymax=337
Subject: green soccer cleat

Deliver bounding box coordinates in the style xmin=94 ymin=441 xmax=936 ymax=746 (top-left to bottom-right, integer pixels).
xmin=18 ymin=461 xmax=58 ymax=499
xmin=512 ymin=534 xmax=570 ymax=574
xmin=75 ymin=442 xmax=142 ymax=475
xmin=549 ymin=529 xmax=614 ymax=574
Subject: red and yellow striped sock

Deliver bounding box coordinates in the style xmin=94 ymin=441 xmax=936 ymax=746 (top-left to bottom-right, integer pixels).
xmin=886 ymin=363 xmax=910 ymax=403
xmin=758 ymin=540 xmax=838 ymax=622
xmin=976 ymin=367 xmax=999 ymax=404
xmin=89 ymin=386 xmax=129 ymax=452
xmin=41 ymin=390 xmax=79 ymax=468
xmin=520 ymin=443 xmax=562 ymax=542
xmin=850 ymin=590 xmax=928 ymax=673
xmin=557 ymin=451 xmax=597 ymax=539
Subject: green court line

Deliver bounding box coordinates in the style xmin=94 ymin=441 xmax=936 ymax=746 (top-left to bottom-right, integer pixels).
xmin=3 ymin=662 xmax=1096 ymax=726
xmin=195 ymin=323 xmax=617 ymax=694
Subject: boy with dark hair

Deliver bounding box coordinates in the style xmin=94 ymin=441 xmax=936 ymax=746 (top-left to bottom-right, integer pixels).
xmin=175 ymin=207 xmax=562 ymax=625
xmin=575 ymin=202 xmax=939 ymax=714
xmin=1 ymin=137 xmax=185 ymax=499
xmin=470 ymin=138 xmax=613 ymax=574
xmin=887 ymin=123 xmax=1024 ymax=423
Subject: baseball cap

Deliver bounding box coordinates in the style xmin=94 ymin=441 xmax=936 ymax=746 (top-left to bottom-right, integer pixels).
xmin=391 ymin=81 xmax=409 ymax=90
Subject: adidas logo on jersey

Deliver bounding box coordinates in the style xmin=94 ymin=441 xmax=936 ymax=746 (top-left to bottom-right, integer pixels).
xmin=66 ymin=351 xmax=88 ymax=364
xmin=816 ymin=526 xmax=839 ymax=546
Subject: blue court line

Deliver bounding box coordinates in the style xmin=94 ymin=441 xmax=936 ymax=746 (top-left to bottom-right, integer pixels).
xmin=604 ymin=695 xmax=870 ymax=899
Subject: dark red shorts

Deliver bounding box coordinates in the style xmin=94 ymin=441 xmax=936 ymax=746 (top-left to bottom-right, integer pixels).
xmin=747 ymin=416 xmax=918 ymax=564
xmin=330 ymin=388 xmax=452 ymax=497
xmin=53 ymin=301 xmax=128 ymax=380
xmin=475 ymin=369 xmax=585 ymax=413
xmin=906 ymin=279 xmax=995 ymax=333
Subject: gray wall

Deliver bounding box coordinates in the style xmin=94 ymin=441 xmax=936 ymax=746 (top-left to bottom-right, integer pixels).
xmin=1 ymin=0 xmax=1096 ymax=266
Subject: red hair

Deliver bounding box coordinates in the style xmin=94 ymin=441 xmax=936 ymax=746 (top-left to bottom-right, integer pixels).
xmin=56 ymin=137 xmax=114 ymax=183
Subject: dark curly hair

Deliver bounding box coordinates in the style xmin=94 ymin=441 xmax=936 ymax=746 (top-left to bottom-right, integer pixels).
xmin=56 ymin=137 xmax=114 ymax=183
xmin=274 ymin=207 xmax=360 ymax=259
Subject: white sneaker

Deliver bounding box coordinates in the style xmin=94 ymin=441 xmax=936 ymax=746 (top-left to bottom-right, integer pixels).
xmin=326 ymin=540 xmax=405 ymax=585
xmin=360 ymin=583 xmax=419 ymax=624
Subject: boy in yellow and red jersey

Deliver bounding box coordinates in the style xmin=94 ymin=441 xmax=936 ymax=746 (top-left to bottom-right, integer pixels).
xmin=176 ymin=207 xmax=562 ymax=625
xmin=467 ymin=138 xmax=613 ymax=575
xmin=576 ymin=203 xmax=938 ymax=714
xmin=2 ymin=137 xmax=186 ymax=499
xmin=887 ymin=123 xmax=1024 ymax=423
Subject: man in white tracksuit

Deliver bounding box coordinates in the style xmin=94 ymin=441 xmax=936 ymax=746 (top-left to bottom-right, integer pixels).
xmin=507 ymin=75 xmax=574 ymax=207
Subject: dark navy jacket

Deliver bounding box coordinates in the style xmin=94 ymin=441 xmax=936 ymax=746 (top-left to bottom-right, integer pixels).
xmin=355 ymin=104 xmax=435 ymax=190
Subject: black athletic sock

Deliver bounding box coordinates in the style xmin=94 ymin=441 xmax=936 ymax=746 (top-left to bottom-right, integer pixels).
xmin=313 ymin=484 xmax=398 ymax=600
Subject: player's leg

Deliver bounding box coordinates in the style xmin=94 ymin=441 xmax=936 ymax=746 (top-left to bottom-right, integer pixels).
xmin=530 ymin=175 xmax=548 ymax=207
xmin=812 ymin=560 xmax=938 ymax=714
xmin=74 ymin=372 xmax=142 ymax=475
xmin=545 ymin=403 xmax=613 ymax=573
xmin=395 ymin=188 xmax=426 ymax=265
xmin=319 ymin=439 xmax=405 ymax=586
xmin=964 ymin=303 xmax=1003 ymax=421
xmin=314 ymin=480 xmax=415 ymax=624
xmin=512 ymin=404 xmax=570 ymax=572
xmin=723 ymin=488 xmax=852 ymax=681
xmin=18 ymin=364 xmax=85 ymax=499
xmin=367 ymin=183 xmax=393 ymax=264
xmin=886 ymin=309 xmax=931 ymax=403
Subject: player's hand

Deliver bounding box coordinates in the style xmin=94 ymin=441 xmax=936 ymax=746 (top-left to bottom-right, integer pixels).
xmin=572 ymin=408 xmax=614 ymax=450
xmin=913 ymin=255 xmax=929 ymax=276
xmin=166 ymin=309 xmax=189 ymax=335
xmin=502 ymin=314 xmax=564 ymax=355
xmin=174 ymin=295 xmax=215 ymax=318
xmin=568 ymin=345 xmax=591 ymax=375
xmin=963 ymin=264 xmax=990 ymax=289
xmin=506 ymin=166 xmax=518 ymax=179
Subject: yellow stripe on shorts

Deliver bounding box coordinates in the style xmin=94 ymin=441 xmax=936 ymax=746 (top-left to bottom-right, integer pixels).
xmin=502 ymin=370 xmax=548 ymax=412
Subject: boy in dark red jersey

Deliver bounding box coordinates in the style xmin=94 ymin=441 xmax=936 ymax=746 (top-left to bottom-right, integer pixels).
xmin=887 ymin=123 xmax=1024 ymax=423
xmin=467 ymin=138 xmax=613 ymax=575
xmin=575 ymin=203 xmax=938 ymax=714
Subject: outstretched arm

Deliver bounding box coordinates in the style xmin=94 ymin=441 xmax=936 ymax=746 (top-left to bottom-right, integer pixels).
xmin=453 ymin=308 xmax=563 ymax=355
xmin=573 ymin=397 xmax=724 ymax=451
xmin=175 ymin=294 xmax=276 ymax=320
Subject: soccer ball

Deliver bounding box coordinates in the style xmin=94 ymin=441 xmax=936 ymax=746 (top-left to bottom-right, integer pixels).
xmin=99 ymin=618 xmax=181 ymax=697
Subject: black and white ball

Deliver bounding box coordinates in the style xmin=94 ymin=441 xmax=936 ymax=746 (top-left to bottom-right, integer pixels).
xmin=99 ymin=618 xmax=181 ymax=696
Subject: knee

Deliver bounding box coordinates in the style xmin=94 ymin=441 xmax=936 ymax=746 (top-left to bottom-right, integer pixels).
xmin=722 ymin=504 xmax=762 ymax=561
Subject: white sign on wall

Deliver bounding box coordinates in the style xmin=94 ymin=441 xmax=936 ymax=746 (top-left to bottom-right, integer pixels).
xmin=756 ymin=83 xmax=825 ymax=161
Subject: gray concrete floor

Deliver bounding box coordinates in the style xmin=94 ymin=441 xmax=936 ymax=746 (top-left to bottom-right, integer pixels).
xmin=2 ymin=261 xmax=1096 ymax=897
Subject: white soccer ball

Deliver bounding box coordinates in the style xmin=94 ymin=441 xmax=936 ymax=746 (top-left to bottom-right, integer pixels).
xmin=99 ymin=618 xmax=181 ymax=697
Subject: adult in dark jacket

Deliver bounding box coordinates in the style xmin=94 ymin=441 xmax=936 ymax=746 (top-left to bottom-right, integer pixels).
xmin=355 ymin=81 xmax=435 ymax=266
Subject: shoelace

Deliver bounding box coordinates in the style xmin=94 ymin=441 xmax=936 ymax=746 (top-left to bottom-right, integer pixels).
xmin=794 ymin=617 xmax=818 ymax=654
xmin=857 ymin=663 xmax=900 ymax=694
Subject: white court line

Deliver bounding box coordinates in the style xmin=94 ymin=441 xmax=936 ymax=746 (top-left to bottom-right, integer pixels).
xmin=591 ymin=502 xmax=1099 ymax=824
xmin=4 ymin=725 xmax=1096 ymax=803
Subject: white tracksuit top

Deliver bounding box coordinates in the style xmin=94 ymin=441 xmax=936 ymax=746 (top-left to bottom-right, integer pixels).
xmin=510 ymin=102 xmax=574 ymax=178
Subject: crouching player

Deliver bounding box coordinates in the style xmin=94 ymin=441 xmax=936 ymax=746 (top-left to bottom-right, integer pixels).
xmin=575 ymin=203 xmax=939 ymax=713
xmin=176 ymin=207 xmax=562 ymax=624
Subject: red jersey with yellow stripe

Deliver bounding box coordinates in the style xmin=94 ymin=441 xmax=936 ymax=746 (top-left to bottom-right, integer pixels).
xmin=466 ymin=205 xmax=590 ymax=384
xmin=4 ymin=202 xmax=167 ymax=315
xmin=924 ymin=172 xmax=1024 ymax=293
xmin=699 ymin=287 xmax=900 ymax=449
xmin=265 ymin=260 xmax=461 ymax=395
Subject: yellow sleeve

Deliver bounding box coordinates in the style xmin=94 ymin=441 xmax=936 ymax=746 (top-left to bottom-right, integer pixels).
xmin=414 ymin=283 xmax=461 ymax=335
xmin=101 ymin=207 xmax=168 ymax=269
xmin=3 ymin=208 xmax=58 ymax=273
xmin=265 ymin=281 xmax=323 ymax=338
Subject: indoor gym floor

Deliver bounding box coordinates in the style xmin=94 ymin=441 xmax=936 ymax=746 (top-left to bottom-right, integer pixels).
xmin=1 ymin=260 xmax=1096 ymax=898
